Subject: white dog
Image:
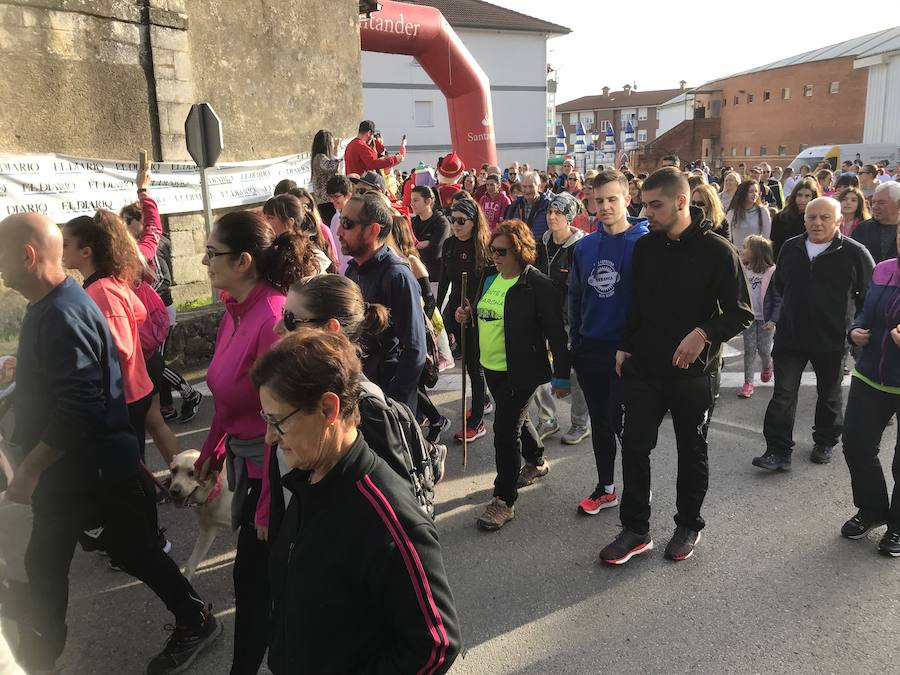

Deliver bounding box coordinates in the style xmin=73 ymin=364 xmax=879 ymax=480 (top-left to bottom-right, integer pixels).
xmin=167 ymin=449 xmax=233 ymax=580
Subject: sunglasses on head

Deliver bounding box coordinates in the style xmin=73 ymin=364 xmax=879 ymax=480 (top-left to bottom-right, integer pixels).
xmin=489 ymin=245 xmax=508 ymax=257
xmin=448 ymin=216 xmax=470 ymax=225
xmin=282 ymin=308 xmax=320 ymax=332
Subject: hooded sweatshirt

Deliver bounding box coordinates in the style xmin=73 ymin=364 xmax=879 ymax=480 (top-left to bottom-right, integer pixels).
xmin=619 ymin=208 xmax=754 ymax=379
xmin=569 ymin=216 xmax=650 ymax=349
xmin=849 ymin=257 xmax=900 ymax=390
xmin=536 ymin=226 xmax=584 ymax=324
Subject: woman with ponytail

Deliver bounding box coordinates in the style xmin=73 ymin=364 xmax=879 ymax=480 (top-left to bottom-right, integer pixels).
xmin=263 ymin=192 xmax=338 ymax=274
xmin=194 ymin=210 xmax=317 ymax=675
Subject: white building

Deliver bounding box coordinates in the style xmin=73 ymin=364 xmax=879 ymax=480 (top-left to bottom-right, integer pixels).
xmin=656 ymin=91 xmax=695 ymax=138
xmin=855 ymin=26 xmax=900 ymax=144
xmin=361 ymin=0 xmax=569 ymax=172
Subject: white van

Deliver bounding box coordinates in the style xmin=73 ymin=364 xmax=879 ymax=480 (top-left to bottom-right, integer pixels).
xmin=789 ymin=144 xmax=900 ymax=172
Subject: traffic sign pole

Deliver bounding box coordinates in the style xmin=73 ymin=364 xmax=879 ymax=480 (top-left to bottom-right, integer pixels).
xmin=198 ymin=165 xmax=216 ymax=304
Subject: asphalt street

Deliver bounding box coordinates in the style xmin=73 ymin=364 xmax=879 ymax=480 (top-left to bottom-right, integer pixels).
xmin=21 ymin=344 xmax=900 ymax=674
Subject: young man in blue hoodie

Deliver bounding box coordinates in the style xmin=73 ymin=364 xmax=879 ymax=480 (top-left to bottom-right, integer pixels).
xmin=569 ymin=171 xmax=649 ymax=516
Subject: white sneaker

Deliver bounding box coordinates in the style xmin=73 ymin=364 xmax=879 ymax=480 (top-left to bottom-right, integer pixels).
xmin=536 ymin=419 xmax=560 ymax=441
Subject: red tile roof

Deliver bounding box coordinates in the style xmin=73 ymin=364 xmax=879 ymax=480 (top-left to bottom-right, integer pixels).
xmin=557 ymin=88 xmax=686 ymax=111
xmin=402 ymin=0 xmax=570 ymax=35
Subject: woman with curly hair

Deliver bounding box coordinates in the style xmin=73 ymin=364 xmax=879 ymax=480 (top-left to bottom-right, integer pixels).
xmin=437 ymin=198 xmax=493 ymax=442
xmin=194 ymin=210 xmax=318 ymax=675
xmin=455 ymin=219 xmax=571 ymax=530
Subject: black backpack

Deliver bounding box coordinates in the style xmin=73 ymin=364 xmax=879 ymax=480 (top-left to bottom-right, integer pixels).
xmin=358 ymin=380 xmax=441 ymax=517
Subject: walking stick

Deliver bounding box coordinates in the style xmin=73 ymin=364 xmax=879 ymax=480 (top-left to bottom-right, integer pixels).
xmin=460 ymin=272 xmax=469 ymax=468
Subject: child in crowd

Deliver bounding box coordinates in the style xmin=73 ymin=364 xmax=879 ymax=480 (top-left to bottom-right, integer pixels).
xmin=739 ymin=234 xmax=776 ymax=398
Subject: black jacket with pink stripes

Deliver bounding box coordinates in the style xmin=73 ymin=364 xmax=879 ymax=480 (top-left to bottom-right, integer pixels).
xmin=268 ymin=434 xmax=460 ymax=674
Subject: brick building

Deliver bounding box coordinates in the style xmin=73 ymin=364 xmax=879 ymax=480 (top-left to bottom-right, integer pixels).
xmin=555 ymin=83 xmax=687 ymax=156
xmin=644 ymin=27 xmax=900 ymax=170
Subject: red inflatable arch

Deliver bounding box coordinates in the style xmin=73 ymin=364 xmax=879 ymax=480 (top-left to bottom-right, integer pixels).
xmin=360 ymin=0 xmax=498 ymax=169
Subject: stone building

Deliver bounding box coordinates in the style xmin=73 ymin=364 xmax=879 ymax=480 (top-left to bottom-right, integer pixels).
xmin=0 ymin=0 xmax=363 ymax=304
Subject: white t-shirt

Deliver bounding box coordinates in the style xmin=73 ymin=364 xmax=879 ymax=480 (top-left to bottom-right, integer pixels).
xmin=805 ymin=239 xmax=831 ymax=260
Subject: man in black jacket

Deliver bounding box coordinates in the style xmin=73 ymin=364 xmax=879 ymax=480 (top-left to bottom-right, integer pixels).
xmin=598 ymin=167 xmax=753 ymax=566
xmin=342 ymin=193 xmax=427 ymax=414
xmin=754 ymin=197 xmax=875 ymax=470
xmin=852 ymin=181 xmax=900 ymax=263
xmin=0 ymin=213 xmax=219 ymax=675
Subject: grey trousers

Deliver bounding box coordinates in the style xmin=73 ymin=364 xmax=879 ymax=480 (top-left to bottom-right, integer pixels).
xmin=743 ymin=320 xmax=773 ymax=384
xmin=532 ymin=369 xmax=590 ymax=430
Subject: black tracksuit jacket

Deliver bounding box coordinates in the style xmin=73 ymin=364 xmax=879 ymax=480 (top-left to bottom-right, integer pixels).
xmin=619 ymin=208 xmax=754 ymax=378
xmin=267 ymin=434 xmax=460 ymax=675
xmin=764 ymin=233 xmax=874 ymax=353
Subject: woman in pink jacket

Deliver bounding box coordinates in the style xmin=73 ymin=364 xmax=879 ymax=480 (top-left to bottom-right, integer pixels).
xmin=194 ymin=210 xmax=316 ymax=675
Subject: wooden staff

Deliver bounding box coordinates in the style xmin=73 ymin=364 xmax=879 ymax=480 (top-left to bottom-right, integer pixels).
xmin=460 ymin=271 xmax=468 ymax=468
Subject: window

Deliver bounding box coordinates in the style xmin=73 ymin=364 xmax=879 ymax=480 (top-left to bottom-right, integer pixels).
xmin=760 ymin=146 xmax=767 ymax=157
xmin=782 ymin=87 xmax=790 ymax=100
xmin=555 ymin=113 xmax=562 ymax=124
xmin=734 ymin=95 xmax=740 ymax=105
xmin=731 ymin=147 xmax=737 ymax=157
xmin=599 ymin=119 xmax=610 ymax=131
xmin=580 ymin=111 xmax=595 ymax=126
xmin=569 ymin=113 xmax=578 ymax=124
xmin=803 ymin=84 xmax=813 ymax=97
xmin=414 ymin=100 xmax=433 ymax=127
xmin=747 ymin=93 xmax=754 ymax=103
xmin=744 ymin=147 xmax=751 ymax=157
xmin=764 ymin=90 xmax=771 ymax=102
xmin=830 ymin=81 xmax=839 ymax=94
xmin=637 ymin=129 xmax=647 ymax=142
xmin=638 ymin=107 xmax=648 ymax=121
xmin=778 ymin=145 xmax=786 ymax=156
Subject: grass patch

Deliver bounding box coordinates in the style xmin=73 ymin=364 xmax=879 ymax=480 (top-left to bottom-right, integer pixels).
xmin=176 ymin=296 xmax=214 ymax=312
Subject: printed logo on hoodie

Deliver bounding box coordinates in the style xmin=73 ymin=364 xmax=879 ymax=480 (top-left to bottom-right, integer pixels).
xmin=588 ymin=259 xmax=620 ymax=298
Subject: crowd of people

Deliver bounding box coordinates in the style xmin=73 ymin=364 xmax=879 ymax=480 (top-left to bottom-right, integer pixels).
xmin=1 ymin=116 xmax=899 ymax=673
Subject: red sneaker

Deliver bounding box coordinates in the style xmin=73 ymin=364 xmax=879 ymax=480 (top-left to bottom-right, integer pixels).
xmin=454 ymin=422 xmax=486 ymax=443
xmin=578 ymin=488 xmax=619 ymax=515
xmin=760 ymin=366 xmax=773 ymax=383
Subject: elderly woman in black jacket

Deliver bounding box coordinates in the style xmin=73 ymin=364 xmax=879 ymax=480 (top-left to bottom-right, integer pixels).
xmin=456 ymin=219 xmax=572 ymax=531
xmin=253 ymin=329 xmax=460 ymax=674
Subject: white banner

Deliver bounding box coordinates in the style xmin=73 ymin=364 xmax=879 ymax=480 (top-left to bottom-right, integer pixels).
xmin=0 ymin=153 xmax=312 ymax=223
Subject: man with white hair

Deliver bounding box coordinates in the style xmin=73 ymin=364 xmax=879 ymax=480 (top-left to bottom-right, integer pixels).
xmin=852 ymin=181 xmax=900 ymax=263
xmin=753 ymin=197 xmax=875 ymax=471
xmin=505 ymin=170 xmax=552 ymax=239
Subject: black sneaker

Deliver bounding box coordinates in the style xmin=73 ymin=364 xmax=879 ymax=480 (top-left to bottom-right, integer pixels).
xmin=178 ymin=390 xmax=203 ymax=423
xmin=752 ymin=452 xmax=792 ymax=471
xmin=426 ymin=415 xmax=451 ymax=444
xmin=146 ymin=608 xmax=222 ymax=674
xmin=878 ymin=530 xmax=900 ymax=557
xmin=810 ymin=444 xmax=833 ymax=464
xmin=598 ymin=529 xmax=653 ymax=565
xmin=664 ymin=525 xmax=701 ymax=561
xmin=430 ymin=443 xmax=448 ymax=484
xmin=841 ymin=511 xmax=886 ymax=539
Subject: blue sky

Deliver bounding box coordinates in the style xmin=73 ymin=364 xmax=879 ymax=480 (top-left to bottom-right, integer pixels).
xmin=487 ymin=1 xmax=899 ymax=104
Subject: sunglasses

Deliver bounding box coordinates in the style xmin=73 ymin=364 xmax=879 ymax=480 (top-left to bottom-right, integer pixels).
xmin=448 ymin=216 xmax=470 ymax=225
xmin=691 ymin=200 xmax=706 ymax=208
xmin=340 ymin=216 xmax=363 ymax=230
xmin=489 ymin=245 xmax=508 ymax=257
xmin=282 ymin=308 xmax=320 ymax=332
xmin=259 ymin=407 xmax=303 ymax=436
xmin=508 ymin=172 xmax=518 ymax=176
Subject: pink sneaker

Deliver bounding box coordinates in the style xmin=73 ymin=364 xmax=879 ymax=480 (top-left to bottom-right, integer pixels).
xmin=739 ymin=383 xmax=754 ymax=398
xmin=438 ymin=358 xmax=455 ymax=372
xmin=760 ymin=366 xmax=773 ymax=383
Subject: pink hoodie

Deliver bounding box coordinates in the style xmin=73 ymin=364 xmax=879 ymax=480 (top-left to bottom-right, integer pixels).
xmin=197 ymin=281 xmax=285 ymax=528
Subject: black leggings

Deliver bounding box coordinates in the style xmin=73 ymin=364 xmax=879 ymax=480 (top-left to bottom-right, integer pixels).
xmin=127 ymin=393 xmax=153 ymax=462
xmin=157 ymin=327 xmax=194 ymax=408
xmin=418 ymin=387 xmax=442 ymax=424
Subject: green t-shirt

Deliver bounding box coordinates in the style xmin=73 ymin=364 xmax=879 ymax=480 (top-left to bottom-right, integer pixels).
xmin=477 ymin=274 xmax=519 ymax=372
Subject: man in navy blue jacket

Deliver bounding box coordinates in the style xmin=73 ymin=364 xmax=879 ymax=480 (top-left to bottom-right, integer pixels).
xmin=0 ymin=213 xmax=220 ymax=675
xmin=505 ymin=171 xmax=552 ymax=239
xmin=341 ymin=193 xmax=427 ymax=414
xmin=569 ymin=170 xmax=649 ymax=517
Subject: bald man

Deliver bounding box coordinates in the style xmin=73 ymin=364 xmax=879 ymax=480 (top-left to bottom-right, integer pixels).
xmin=0 ymin=213 xmax=220 ymax=674
xmin=753 ymin=198 xmax=875 ymax=471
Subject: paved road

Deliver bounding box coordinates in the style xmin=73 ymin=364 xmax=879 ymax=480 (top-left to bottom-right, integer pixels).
xmin=22 ymin=346 xmax=900 ymax=674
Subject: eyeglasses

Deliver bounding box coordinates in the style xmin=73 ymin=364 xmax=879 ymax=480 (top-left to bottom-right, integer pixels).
xmin=282 ymin=308 xmax=320 ymax=332
xmin=260 ymin=407 xmax=303 ymax=436
xmin=691 ymin=200 xmax=706 ymax=208
xmin=328 ymin=193 xmax=346 ymax=200
xmin=340 ymin=216 xmax=363 ymax=230
xmin=489 ymin=245 xmax=508 ymax=257
xmin=205 ymin=247 xmax=237 ymax=259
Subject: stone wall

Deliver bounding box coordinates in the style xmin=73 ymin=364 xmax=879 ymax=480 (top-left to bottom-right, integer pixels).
xmin=0 ymin=0 xmax=363 ymax=320
xmin=165 ymin=304 xmax=223 ymax=371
